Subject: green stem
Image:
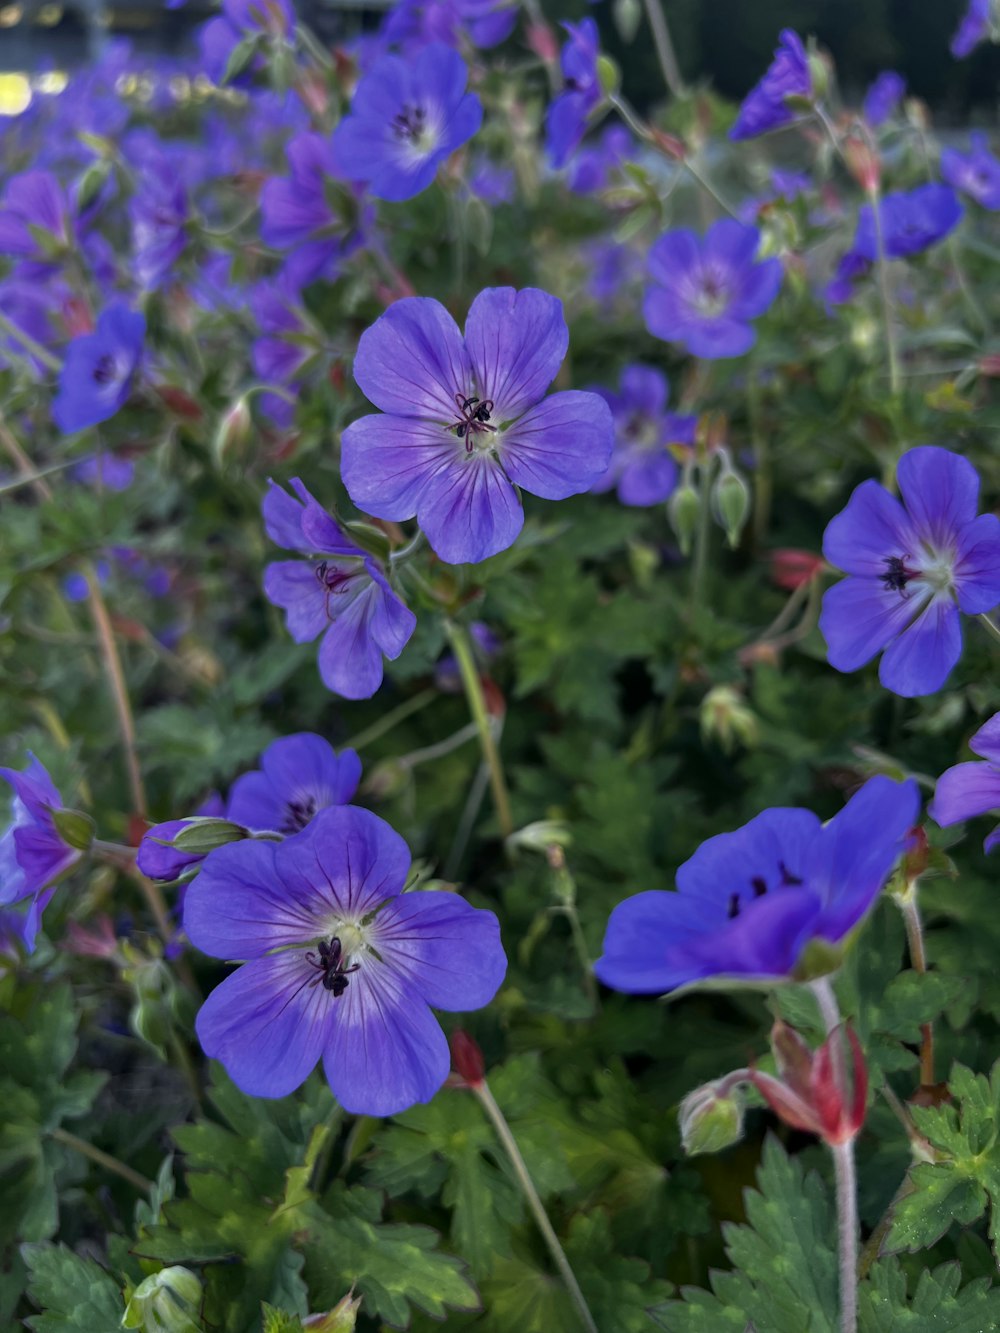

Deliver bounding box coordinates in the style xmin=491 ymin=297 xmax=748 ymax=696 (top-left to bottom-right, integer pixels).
xmin=867 ymin=184 xmax=901 ymax=398
xmin=50 ymin=1127 xmax=153 ymax=1193
xmin=642 ymin=0 xmax=685 ymax=98
xmin=473 ymin=1080 xmax=598 ymax=1333
xmin=443 ymin=761 xmax=490 ymax=880
xmin=979 ymin=612 xmax=1000 ymax=647
xmin=688 ymin=460 xmax=714 ymax=617
xmin=343 ymin=687 xmax=437 ymax=751
xmin=896 ymin=887 xmax=934 ymax=1086
xmin=0 ymin=307 xmax=62 ymax=372
xmin=445 ymin=620 xmax=514 ymax=838
xmin=683 ymin=158 xmax=740 ymax=221
xmin=747 ymin=363 xmax=769 ymax=544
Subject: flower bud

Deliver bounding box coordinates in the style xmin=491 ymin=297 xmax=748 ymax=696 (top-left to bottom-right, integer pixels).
xmin=751 ymin=1019 xmax=868 ymax=1146
xmin=770 ymin=548 xmax=824 ymax=590
xmin=700 ymin=686 xmax=758 ymax=753
xmin=51 ymin=806 xmax=95 ymax=853
xmin=711 ymin=463 xmax=750 ymax=549
xmin=596 ymin=55 xmax=620 ymax=97
xmin=667 ymin=469 xmax=701 ymax=557
xmin=303 ymin=1292 xmax=363 ymax=1331
xmin=449 ymin=1030 xmax=485 ymax=1089
xmin=170 ymin=818 xmax=248 ymax=854
xmin=843 ymin=135 xmax=881 ymax=194
xmin=213 ymin=396 xmax=253 ymax=465
xmin=679 ymin=1079 xmax=746 ymax=1156
xmin=342 ymin=521 xmax=392 ymax=562
xmin=122 ymin=1266 xmax=202 ymax=1333
xmin=506 ymin=820 xmax=573 ymax=855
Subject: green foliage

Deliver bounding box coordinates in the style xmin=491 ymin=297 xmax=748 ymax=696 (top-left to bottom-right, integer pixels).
xmin=858 ymin=1258 xmax=1000 ymax=1331
xmin=21 ymin=1243 xmax=122 ymax=1333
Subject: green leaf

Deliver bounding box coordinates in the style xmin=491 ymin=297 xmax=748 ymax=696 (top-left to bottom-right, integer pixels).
xmin=859 ymin=1257 xmax=1000 ymax=1331
xmin=21 ymin=1242 xmax=122 ymax=1333
xmin=261 ymin=1306 xmax=304 ymax=1333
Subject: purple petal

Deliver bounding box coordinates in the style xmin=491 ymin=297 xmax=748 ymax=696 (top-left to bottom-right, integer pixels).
xmin=619 ymin=364 xmax=668 ymax=415
xmin=820 ymin=576 xmax=929 ymax=673
xmin=415 ymin=453 xmax=523 ymax=564
xmin=897 ymin=446 xmax=979 ymax=549
xmin=352 ymin=297 xmax=470 ymax=420
xmin=499 ymin=390 xmax=614 ymax=499
xmin=263 ymin=561 xmax=329 ymax=643
xmin=676 ymin=807 xmax=822 ymax=914
xmin=293 ymin=478 xmax=363 ymax=556
xmin=954 ymin=512 xmax=1000 ymax=614
xmin=136 ymin=819 xmax=206 ymax=881
xmin=703 ymin=218 xmax=761 ymax=269
xmin=340 ymin=413 xmax=449 ymax=519
xmin=274 ymin=804 xmax=411 ymax=920
xmin=225 ymin=773 xmax=284 ymax=832
xmin=930 ymin=761 xmax=1000 ymax=827
xmin=183 ymin=839 xmax=324 ymax=960
xmin=647 ymin=229 xmax=701 ymax=290
xmin=595 ymin=890 xmax=721 ymax=993
xmin=195 ymin=953 xmax=332 ymax=1098
xmin=362 ymin=559 xmax=417 ymax=659
xmin=316 ymin=577 xmax=412 ymax=700
xmin=823 ymin=479 xmax=918 ymax=577
xmin=970 ymin=713 xmax=1000 ymax=764
xmin=463 ymin=286 xmax=568 ymax=422
xmin=729 ymin=255 xmax=783 ymax=319
xmin=878 ymin=596 xmax=962 ymax=697
xmin=262 ymin=478 xmax=307 ymax=551
xmin=369 ymin=891 xmax=506 ymax=1010
xmin=674 ymin=889 xmax=823 ymax=984
xmin=322 ymin=967 xmax=450 ymax=1116
xmin=262 ymin=734 xmax=362 ymax=808
xmin=617 ymin=451 xmax=679 ymax=506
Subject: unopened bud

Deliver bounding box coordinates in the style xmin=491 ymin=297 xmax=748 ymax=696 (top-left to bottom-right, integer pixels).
xmin=700 ymin=685 xmax=758 ymax=752
xmin=77 ymin=159 xmax=112 ymax=212
xmin=213 ymin=396 xmax=253 ymax=465
xmin=843 ymin=135 xmax=880 ymax=194
xmin=52 ymin=807 xmax=95 ymax=853
xmin=170 ymin=818 xmax=248 ymax=854
xmin=649 ymin=127 xmax=687 ymax=161
xmin=303 ymin=1291 xmax=363 ymax=1331
xmin=596 ymin=55 xmax=620 ymax=97
xmin=770 ymin=548 xmax=824 ymax=590
xmin=711 ymin=464 xmax=750 ymax=549
xmin=220 ymin=33 xmax=259 ymax=85
xmin=506 ymin=820 xmax=573 ymax=855
xmin=667 ymin=470 xmax=701 ymax=557
xmin=123 ymin=1266 xmax=202 ymax=1332
xmin=805 ymin=45 xmax=830 ymax=101
xmin=449 ymin=1030 xmax=485 ymax=1088
xmin=901 ymin=824 xmax=930 ymax=884
xmin=679 ymin=1079 xmax=746 ymax=1155
xmin=342 ymin=521 xmax=392 ymax=562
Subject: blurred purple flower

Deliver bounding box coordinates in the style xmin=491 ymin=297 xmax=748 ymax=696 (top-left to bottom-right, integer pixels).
xmin=951 ymin=0 xmax=991 ymax=58
xmin=184 ymin=804 xmax=506 ymax=1114
xmin=0 ymin=171 xmax=71 ymax=261
xmin=567 ymin=125 xmax=632 ymax=194
xmin=596 ymin=776 xmax=918 ymax=994
xmin=545 ymin=19 xmax=602 ymax=168
xmin=199 ymin=0 xmax=295 ymax=83
xmin=820 ymin=446 xmax=1000 ymax=697
xmin=644 ymin=220 xmax=783 ymax=359
xmin=263 ymin=477 xmax=416 ymax=698
xmin=227 ymin=733 xmax=361 ymax=832
xmin=0 ymin=754 xmax=82 ymax=951
xmin=587 ymin=240 xmax=642 ymax=307
xmin=250 ymin=274 xmax=312 ymax=426
xmin=941 ymin=133 xmax=1000 ymax=209
xmin=382 ymin=0 xmax=517 ymax=50
xmin=863 ymin=71 xmax=905 ymax=127
xmin=52 ymin=304 xmax=145 ymax=434
xmin=340 ymin=287 xmax=613 ymax=564
xmin=590 ymin=365 xmax=696 ymax=507
xmin=333 ymin=43 xmax=482 ymax=202
xmin=931 ymin=713 xmax=1000 ymax=852
xmin=131 ymin=173 xmax=188 ymax=290
xmin=72 ymin=453 xmax=135 ymax=491
xmin=468 ymin=161 xmax=515 ymax=205
xmin=729 ymin=30 xmax=812 ymax=141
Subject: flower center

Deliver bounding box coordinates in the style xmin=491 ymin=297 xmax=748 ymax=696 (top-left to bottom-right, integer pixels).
xmin=622 ymin=411 xmax=659 ymax=451
xmin=281 ymin=794 xmax=317 ymax=834
xmin=392 ymin=103 xmax=434 ymax=152
xmin=727 ymin=861 xmax=803 ymax=919
xmin=449 ymin=390 xmax=498 ymax=454
xmin=692 ymin=268 xmax=730 ymax=317
xmin=93 ymin=353 xmax=118 ymax=386
xmin=314 ymin=561 xmax=356 ymax=618
xmin=305 ymin=933 xmax=360 ymax=998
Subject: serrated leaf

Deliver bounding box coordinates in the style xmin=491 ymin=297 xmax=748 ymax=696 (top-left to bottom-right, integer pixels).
xmin=261 ymin=1305 xmax=304 ymax=1333
xmin=21 ymin=1243 xmax=122 ymax=1333
xmin=859 ymin=1257 xmax=1000 ymax=1330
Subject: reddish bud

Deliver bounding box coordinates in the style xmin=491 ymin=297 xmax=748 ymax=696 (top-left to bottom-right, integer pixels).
xmin=64 ymin=915 xmax=119 ymax=960
xmin=526 ymin=20 xmax=559 ymax=65
xmin=752 ymin=1021 xmax=868 ymax=1146
xmin=156 ymin=385 xmax=204 ymax=421
xmin=843 ymin=135 xmax=881 ymax=194
xmin=902 ymin=824 xmax=930 ymax=883
xmin=449 ymin=1030 xmax=485 ymax=1088
xmin=481 ymin=676 xmax=506 ymax=720
xmin=62 ymin=296 xmax=93 ymax=338
xmin=979 ymin=354 xmax=1000 ymax=378
xmin=649 ymin=128 xmax=687 ymax=161
xmin=770 ymin=548 xmax=824 ymax=590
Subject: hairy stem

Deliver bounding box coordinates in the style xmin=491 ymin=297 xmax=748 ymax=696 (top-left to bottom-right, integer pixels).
xmin=688 ymin=460 xmax=714 ymax=617
xmin=897 ymin=888 xmax=934 ymax=1086
xmin=473 ymin=1080 xmax=598 ymax=1333
xmin=832 ymin=1140 xmax=859 ymax=1333
xmin=642 ymin=0 xmax=686 ymax=99
xmin=978 ymin=612 xmax=1000 ymax=646
xmin=50 ymin=1127 xmax=153 ymax=1193
xmin=867 ymin=183 xmax=901 ymax=398
xmin=445 ymin=620 xmax=513 ymax=838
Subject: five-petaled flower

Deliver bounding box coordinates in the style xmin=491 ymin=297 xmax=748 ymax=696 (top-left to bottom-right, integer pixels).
xmin=941 ymin=133 xmax=1000 ymax=210
xmin=930 ymin=712 xmax=1000 ymax=852
xmin=184 ymin=804 xmax=507 ymax=1116
xmin=729 ymin=29 xmax=813 ymax=142
xmin=333 ymin=43 xmax=482 ymax=202
xmin=340 ymin=286 xmax=614 ymax=564
xmin=820 ymin=446 xmax=1000 ymax=697
xmin=0 ymin=754 xmax=83 ymax=951
xmin=595 ymin=775 xmax=918 ymax=995
xmin=643 ymin=221 xmax=783 ymax=360
xmin=589 ymin=364 xmax=697 ymax=507
xmin=52 ymin=303 xmax=145 ymax=434
xmin=262 ymin=477 xmax=416 ymax=698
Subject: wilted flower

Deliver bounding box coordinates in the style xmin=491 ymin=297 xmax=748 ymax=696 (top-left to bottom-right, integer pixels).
xmin=770 ymin=548 xmax=825 ymax=590
xmin=595 ymin=775 xmax=918 ymax=994
xmin=644 ymin=220 xmax=783 ymax=359
xmin=729 ymin=29 xmax=812 ymax=142
xmin=820 ymin=447 xmax=1000 ymax=697
xmin=340 ymin=287 xmax=613 ymax=564
xmin=0 ymin=755 xmax=84 ymax=951
xmin=262 ymin=477 xmax=416 ymax=698
xmin=941 ymin=133 xmax=1000 ymax=210
xmin=951 ymin=0 xmax=991 ymax=59
xmin=333 ymin=43 xmax=482 ymax=202
xmin=52 ymin=303 xmax=145 ymax=433
xmin=930 ymin=712 xmax=1000 ymax=851
xmin=184 ymin=805 xmax=507 ymax=1115
xmin=545 ymin=18 xmax=602 ymax=168
xmin=751 ymin=1019 xmax=868 ymax=1146
xmin=589 ymin=364 xmax=696 ymax=506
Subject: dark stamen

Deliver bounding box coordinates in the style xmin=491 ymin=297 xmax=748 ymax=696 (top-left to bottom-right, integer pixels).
xmin=727 ymin=893 xmax=741 ymax=920
xmin=751 ymin=876 xmax=768 ymax=898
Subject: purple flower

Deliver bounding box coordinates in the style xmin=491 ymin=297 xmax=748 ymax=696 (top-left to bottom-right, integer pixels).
xmin=595 ymin=776 xmax=918 ymax=995
xmin=250 ymin=275 xmax=312 ymax=425
xmin=644 ymin=221 xmax=783 ymax=360
xmin=468 ymin=161 xmax=515 ymax=205
xmin=587 ymin=240 xmax=642 ymax=308
xmin=729 ymin=30 xmax=812 ymax=142
xmin=930 ymin=713 xmax=1000 ymax=852
xmin=72 ymin=453 xmax=135 ymax=491
xmin=199 ymin=0 xmax=295 ymax=83
xmin=131 ymin=172 xmax=188 ymax=290
xmin=263 ymin=478 xmax=416 ymax=699
xmin=590 ymin=365 xmax=697 ymax=507
xmin=545 ymin=19 xmax=602 ymax=168
xmin=52 ymin=304 xmax=145 ymax=434
xmin=340 ymin=287 xmax=614 ymax=564
xmin=0 ymin=171 xmax=71 ymax=260
xmin=941 ymin=133 xmax=1000 ymax=210
xmin=381 ymin=0 xmax=517 ymax=50
xmin=184 ymin=805 xmax=507 ymax=1115
xmin=137 ymin=792 xmax=227 ymax=883
xmin=567 ymin=125 xmax=632 ymax=195
xmin=820 ymin=447 xmax=1000 ymax=697
xmin=863 ymin=71 xmax=905 ymax=127
xmin=227 ymin=733 xmax=361 ymax=832
xmin=951 ymin=0 xmax=991 ymax=58
xmin=332 ymin=44 xmax=482 ymax=203
xmin=0 ymin=754 xmax=82 ymax=951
